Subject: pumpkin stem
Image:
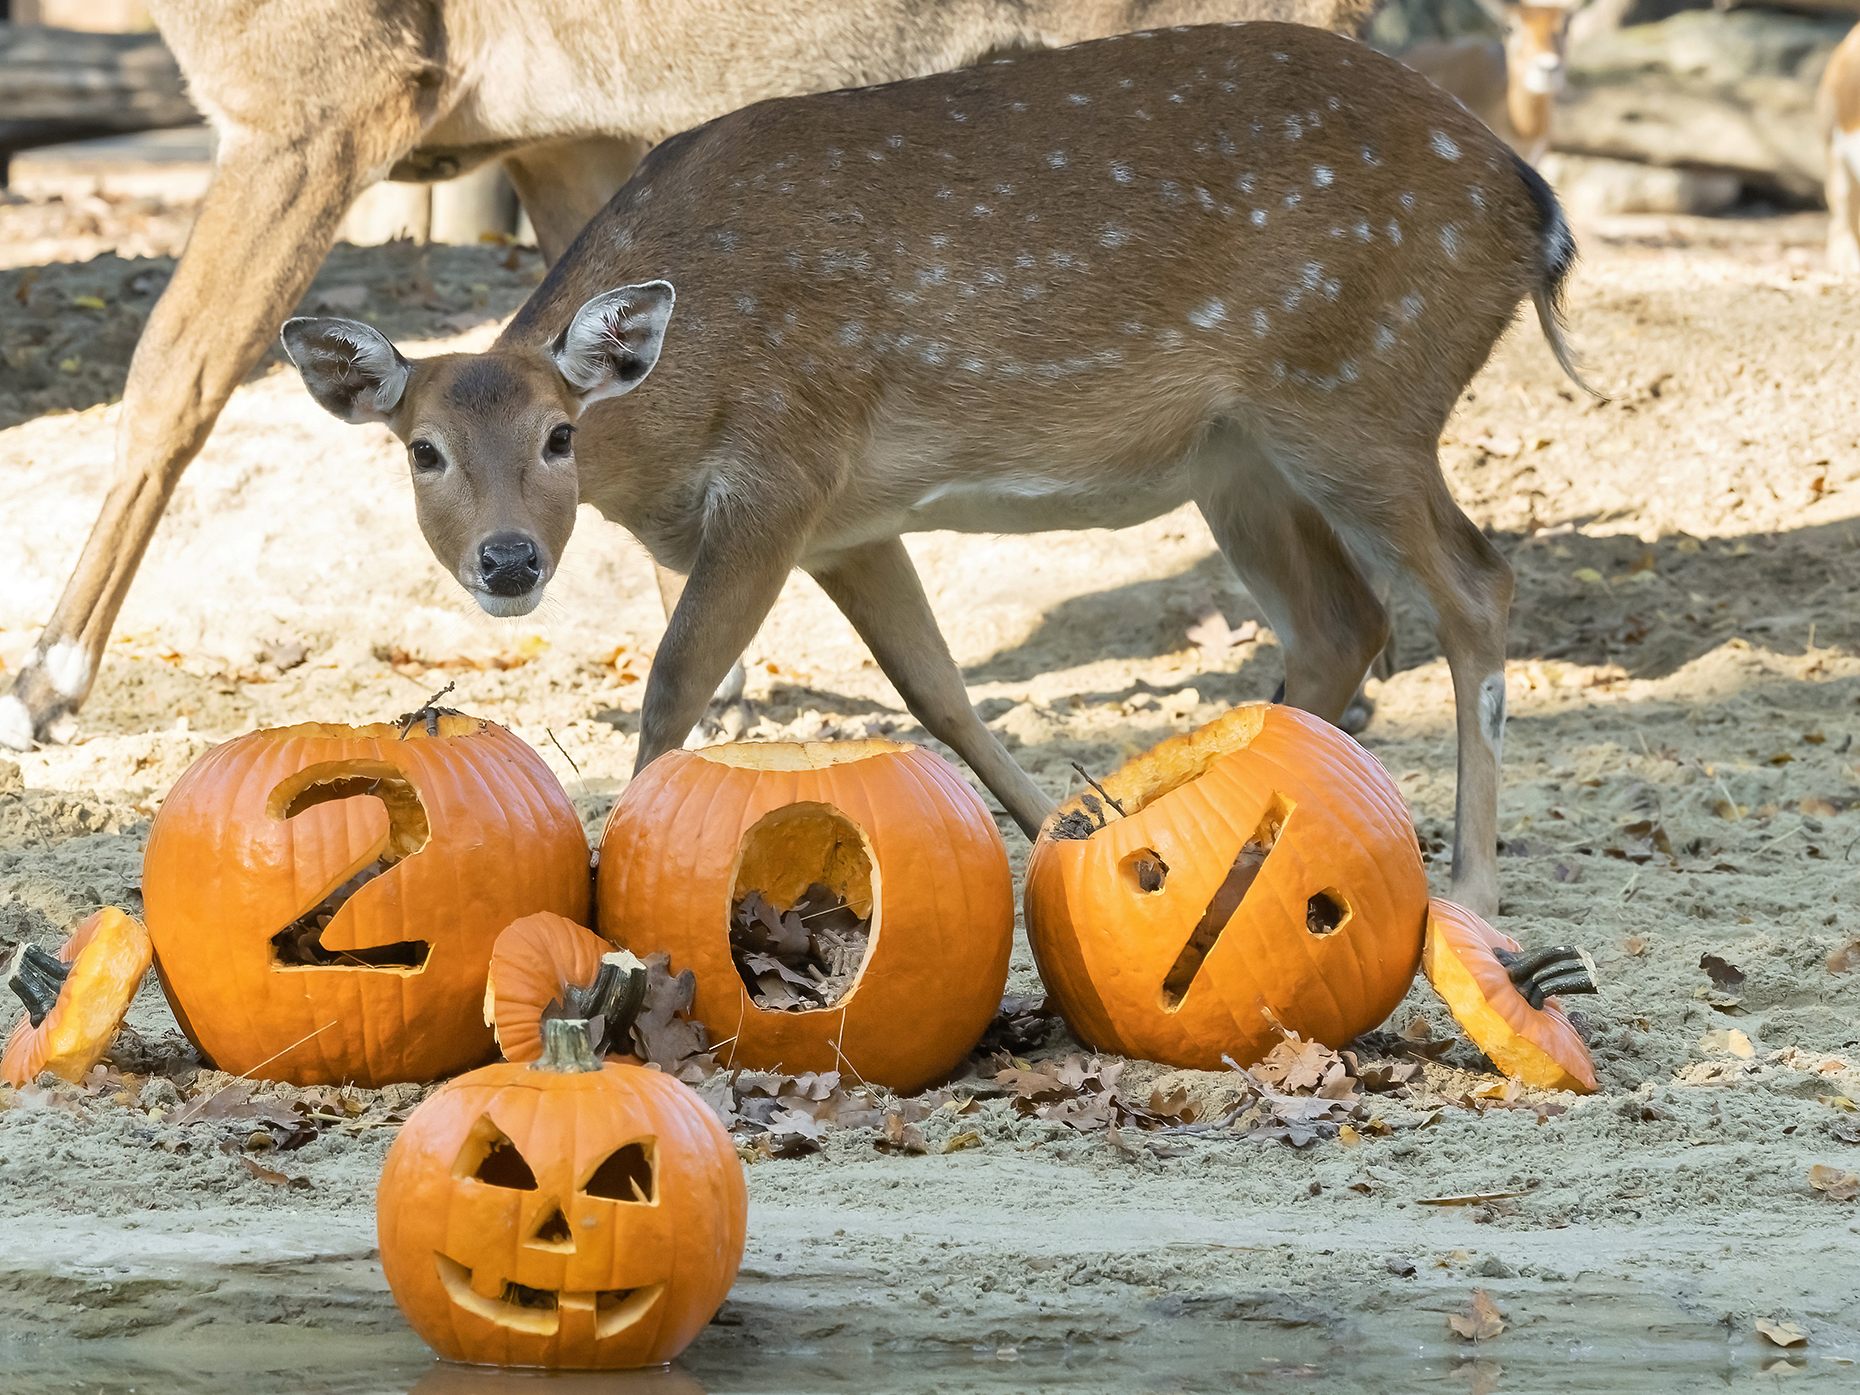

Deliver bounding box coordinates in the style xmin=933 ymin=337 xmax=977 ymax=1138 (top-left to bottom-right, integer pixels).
xmin=7 ymin=944 xmax=69 ymax=1029
xmin=534 ymin=1017 xmax=603 ymax=1074
xmin=1495 ymin=944 xmax=1599 ymax=1011
xmin=563 ymin=953 xmax=651 ymax=1053
xmin=396 ymin=681 xmax=462 ymax=740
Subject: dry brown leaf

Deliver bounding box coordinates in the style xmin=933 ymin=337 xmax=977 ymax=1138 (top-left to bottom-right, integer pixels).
xmin=941 ymin=1129 xmax=983 ymax=1154
xmin=1756 ymin=1319 xmax=1808 ymax=1348
xmin=1808 ymin=1164 xmax=1860 ymax=1201
xmin=1446 ymin=1289 xmax=1506 ymax=1342
xmin=239 ymin=1156 xmax=311 ymax=1190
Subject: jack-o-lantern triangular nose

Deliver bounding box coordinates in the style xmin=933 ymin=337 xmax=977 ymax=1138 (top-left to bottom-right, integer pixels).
xmin=530 ymin=1204 xmax=573 ymax=1250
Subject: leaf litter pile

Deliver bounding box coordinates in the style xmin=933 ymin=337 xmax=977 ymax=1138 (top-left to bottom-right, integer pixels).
xmin=729 ymin=885 xmax=869 ymax=1010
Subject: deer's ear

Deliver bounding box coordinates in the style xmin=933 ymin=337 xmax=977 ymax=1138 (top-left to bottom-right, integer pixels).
xmin=550 ymin=281 xmax=675 ymax=406
xmin=280 ymin=318 xmax=410 ymax=424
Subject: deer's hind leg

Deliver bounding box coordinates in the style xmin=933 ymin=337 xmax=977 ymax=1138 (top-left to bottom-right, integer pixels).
xmin=1194 ymin=434 xmax=1391 ymax=728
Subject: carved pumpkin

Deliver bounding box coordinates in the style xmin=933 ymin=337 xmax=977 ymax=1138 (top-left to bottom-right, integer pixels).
xmin=486 ymin=913 xmax=640 ymax=1064
xmin=377 ymin=1014 xmax=746 ymax=1370
xmin=409 ymin=1366 xmax=707 ymax=1395
xmin=1423 ymin=899 xmax=1599 ymax=1093
xmin=596 ymin=740 xmax=1013 ymax=1092
xmin=143 ymin=715 xmax=590 ymax=1086
xmin=3 ymin=908 xmax=152 ymax=1087
xmin=1023 ymin=705 xmax=1428 ymax=1070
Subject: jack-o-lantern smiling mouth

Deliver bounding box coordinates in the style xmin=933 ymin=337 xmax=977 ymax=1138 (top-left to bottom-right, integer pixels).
xmin=434 ymin=1253 xmax=664 ymax=1337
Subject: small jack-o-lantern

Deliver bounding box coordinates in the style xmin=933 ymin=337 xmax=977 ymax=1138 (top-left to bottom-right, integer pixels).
xmin=596 ymin=740 xmax=1013 ymax=1092
xmin=485 ymin=912 xmax=640 ymax=1064
xmin=378 ymin=1013 xmax=747 ymax=1370
xmin=1423 ymin=899 xmax=1599 ymax=1093
xmin=144 ymin=714 xmax=590 ymax=1086
xmin=1024 ymin=705 xmax=1428 ymax=1070
xmin=3 ymin=908 xmax=152 ymax=1087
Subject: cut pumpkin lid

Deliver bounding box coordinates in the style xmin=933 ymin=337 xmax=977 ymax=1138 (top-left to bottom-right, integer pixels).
xmin=486 ymin=912 xmax=647 ymax=1064
xmin=1422 ymin=899 xmax=1599 ymax=1095
xmin=689 ymin=738 xmax=915 ymax=771
xmin=3 ymin=907 xmax=153 ymax=1088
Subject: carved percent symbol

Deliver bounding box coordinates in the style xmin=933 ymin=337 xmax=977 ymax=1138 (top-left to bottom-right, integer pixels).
xmin=268 ymin=761 xmax=434 ymax=970
xmin=1157 ymin=799 xmax=1348 ymax=1009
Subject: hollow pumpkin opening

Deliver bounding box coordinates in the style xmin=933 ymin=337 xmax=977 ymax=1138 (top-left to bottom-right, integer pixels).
xmin=266 ymin=760 xmax=433 ymax=973
xmin=728 ymin=802 xmax=878 ymax=1012
xmin=1159 ymin=796 xmax=1287 ymax=1010
xmin=1053 ymin=706 xmax=1269 ymax=836
xmin=692 ymin=739 xmax=910 ymax=771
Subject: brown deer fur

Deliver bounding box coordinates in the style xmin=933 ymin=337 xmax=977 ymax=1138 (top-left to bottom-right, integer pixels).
xmin=0 ymin=0 xmax=1384 ymax=750
xmin=284 ymin=22 xmax=1588 ymax=914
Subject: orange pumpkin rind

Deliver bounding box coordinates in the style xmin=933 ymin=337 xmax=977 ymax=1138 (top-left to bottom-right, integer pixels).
xmin=3 ymin=908 xmax=152 ymax=1088
xmin=1423 ymin=899 xmax=1599 ymax=1094
xmin=377 ymin=1013 xmax=746 ymax=1370
xmin=486 ymin=913 xmax=646 ymax=1063
xmin=1024 ymin=704 xmax=1429 ymax=1071
xmin=596 ymin=738 xmax=1013 ymax=1093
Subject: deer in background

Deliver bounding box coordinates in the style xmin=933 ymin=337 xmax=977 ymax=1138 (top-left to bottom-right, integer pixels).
xmin=0 ymin=0 xmax=1388 ymax=752
xmin=282 ymin=21 xmax=1591 ymax=916
xmin=1819 ymin=22 xmax=1860 ymax=272
xmin=1400 ymin=1 xmax=1583 ymax=166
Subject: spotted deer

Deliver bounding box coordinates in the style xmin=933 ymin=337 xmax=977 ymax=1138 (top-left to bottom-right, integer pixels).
xmin=281 ymin=21 xmax=1591 ymax=915
xmin=1399 ymin=1 xmax=1583 ymax=166
xmin=1819 ymin=23 xmax=1860 ymax=272
xmin=0 ymin=0 xmax=1385 ymax=753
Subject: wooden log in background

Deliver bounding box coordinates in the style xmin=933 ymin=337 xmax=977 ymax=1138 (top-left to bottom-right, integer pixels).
xmin=0 ymin=23 xmax=194 ymax=152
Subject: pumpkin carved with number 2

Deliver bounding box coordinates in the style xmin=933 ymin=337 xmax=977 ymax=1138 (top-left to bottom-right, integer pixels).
xmin=1025 ymin=705 xmax=1428 ymax=1070
xmin=143 ymin=716 xmax=590 ymax=1086
xmin=378 ymin=1014 xmax=746 ymax=1370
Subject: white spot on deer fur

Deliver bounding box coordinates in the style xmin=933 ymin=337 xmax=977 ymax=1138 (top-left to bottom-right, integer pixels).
xmin=1251 ymin=208 xmax=1268 ymax=228
xmin=1014 ymin=252 xmax=1037 ymax=270
xmin=1400 ymin=191 xmax=1417 ymax=211
xmin=918 ymin=265 xmax=949 ymax=287
xmin=1400 ymin=292 xmax=1425 ymax=322
xmin=836 ymin=322 xmax=866 ymax=347
xmin=1339 ymin=360 xmax=1359 ymax=383
xmin=1283 ymin=115 xmax=1304 ymax=140
xmin=1119 ymin=77 xmax=1135 ymax=89
xmin=1047 ymin=250 xmax=1086 ymax=271
xmin=929 ymin=233 xmax=950 ymax=251
xmin=1158 ymin=327 xmax=1186 ymax=349
xmin=1361 ymin=146 xmax=1381 ymax=167
xmin=1237 ymin=172 xmax=1257 ymax=194
xmin=1312 ymin=166 xmax=1334 ymax=188
xmin=1323 ymin=276 xmax=1341 ymax=300
xmin=0 ymin=692 xmax=38 ymax=752
xmin=1068 ymin=93 xmax=1090 ymax=106
xmin=1439 ymin=224 xmax=1463 ymax=261
xmin=935 ymin=188 xmax=954 ymax=201
xmin=1387 ymin=219 xmax=1403 ymax=245
xmin=735 ymin=294 xmax=757 ymax=316
xmin=42 ymin=641 xmax=91 ymax=700
xmin=1047 ymin=150 xmax=1068 ymax=169
xmin=1373 ymin=324 xmax=1397 ymax=353
xmin=1429 ymin=130 xmax=1462 ymax=161
xmin=973 ymin=203 xmax=993 ymax=218
xmin=1252 ymin=308 xmax=1270 ymax=337
xmin=1010 ymin=100 xmax=1028 ymax=114
xmin=1135 ymin=108 xmax=1152 ymax=122
xmin=921 ymin=341 xmax=950 ymax=366
xmin=1220 ymin=80 xmax=1237 ymax=94
xmin=1188 ymin=297 xmax=1227 ymax=329
xmin=1100 ymin=225 xmax=1132 ymax=248
xmin=1119 ymin=319 xmax=1145 ymax=335
xmin=1110 ymin=161 xmax=1134 ymax=184
xmin=962 ymin=356 xmax=987 ymax=375
xmin=1160 ymin=180 xmax=1186 ymax=206
xmin=1468 ymin=184 xmax=1487 ymax=211
xmin=994 ymin=182 xmax=1017 ymax=197
xmin=867 ymin=150 xmax=885 ymax=162
xmin=1283 ymin=192 xmax=1302 ymax=209
xmin=1354 ymin=220 xmax=1372 ymax=242
xmin=1272 ymin=50 xmax=1289 ymax=61
xmin=887 ymin=134 xmax=905 ymax=149
xmin=1020 ymin=284 xmax=1046 ymax=301
xmin=1196 ymin=187 xmax=1217 ymax=212
xmin=1168 ymin=91 xmax=1186 ymax=105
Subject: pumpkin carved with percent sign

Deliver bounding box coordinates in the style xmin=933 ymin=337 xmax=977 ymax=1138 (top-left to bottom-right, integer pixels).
xmin=144 ymin=714 xmax=590 ymax=1086
xmin=377 ymin=1012 xmax=746 ymax=1369
xmin=596 ymin=740 xmax=1013 ymax=1092
xmin=1024 ymin=705 xmax=1428 ymax=1070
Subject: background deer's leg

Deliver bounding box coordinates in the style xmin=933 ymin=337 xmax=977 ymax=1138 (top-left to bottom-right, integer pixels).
xmin=652 ymin=562 xmax=750 ymax=742
xmin=1 ymin=123 xmax=421 ymax=751
xmin=809 ymin=538 xmax=1051 ymax=838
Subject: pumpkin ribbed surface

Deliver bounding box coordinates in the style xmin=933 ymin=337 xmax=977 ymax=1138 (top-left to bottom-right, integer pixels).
xmin=596 ymin=740 xmax=1012 ymax=1092
xmin=1024 ymin=705 xmax=1427 ymax=1070
xmin=144 ymin=717 xmax=590 ymax=1086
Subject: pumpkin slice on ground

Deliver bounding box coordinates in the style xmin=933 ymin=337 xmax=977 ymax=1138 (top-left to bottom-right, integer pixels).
xmin=485 ymin=912 xmax=646 ymax=1063
xmin=3 ymin=908 xmax=153 ymax=1087
xmin=1423 ymin=898 xmax=1599 ymax=1094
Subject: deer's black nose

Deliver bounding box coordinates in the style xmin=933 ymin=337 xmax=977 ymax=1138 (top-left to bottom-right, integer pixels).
xmin=478 ymin=533 xmax=542 ymax=596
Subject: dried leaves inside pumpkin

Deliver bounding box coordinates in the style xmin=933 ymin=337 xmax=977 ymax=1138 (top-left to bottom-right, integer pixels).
xmin=729 ymin=884 xmax=870 ymax=1010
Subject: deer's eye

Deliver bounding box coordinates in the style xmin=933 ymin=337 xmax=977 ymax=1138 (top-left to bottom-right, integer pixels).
xmin=409 ymin=439 xmax=443 ymax=473
xmin=545 ymin=423 xmax=575 ymax=458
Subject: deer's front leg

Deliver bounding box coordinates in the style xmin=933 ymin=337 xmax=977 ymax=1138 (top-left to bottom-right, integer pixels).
xmin=809 ymin=538 xmax=1053 ymax=839
xmin=634 ymin=524 xmax=796 ymax=772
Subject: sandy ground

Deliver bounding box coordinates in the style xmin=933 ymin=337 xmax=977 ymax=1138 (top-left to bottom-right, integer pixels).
xmin=3 ymin=179 xmax=1860 ymax=1391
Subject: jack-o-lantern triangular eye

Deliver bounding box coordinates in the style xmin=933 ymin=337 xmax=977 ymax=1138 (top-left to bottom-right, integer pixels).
xmin=455 ymin=1119 xmax=539 ymax=1190
xmin=585 ymin=1140 xmax=655 ymax=1203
